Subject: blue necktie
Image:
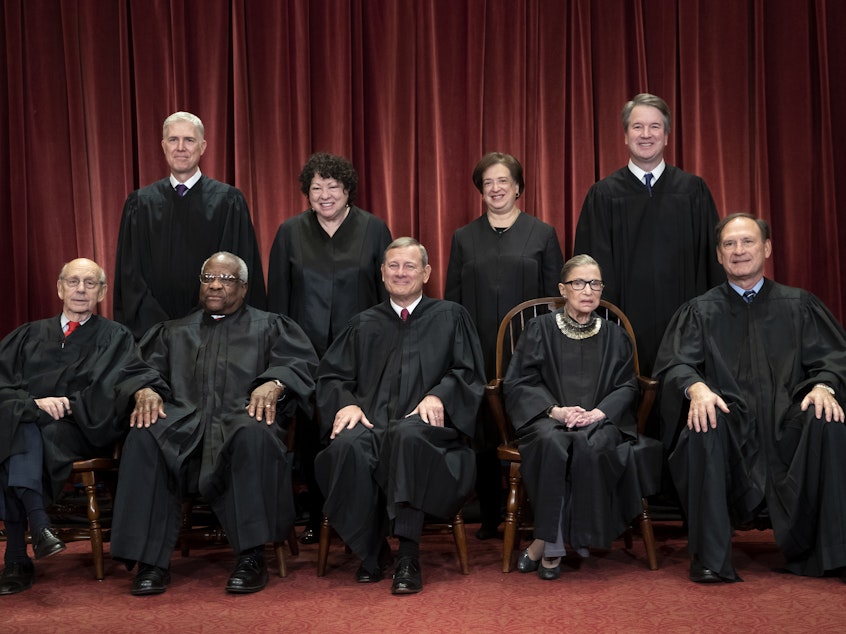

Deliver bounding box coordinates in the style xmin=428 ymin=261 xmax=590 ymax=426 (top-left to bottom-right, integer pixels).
xmin=644 ymin=173 xmax=653 ymax=197
xmin=743 ymin=290 xmax=757 ymax=303
xmin=175 ymin=183 xmax=188 ymax=197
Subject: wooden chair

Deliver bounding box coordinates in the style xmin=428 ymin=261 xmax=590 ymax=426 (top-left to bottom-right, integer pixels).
xmin=316 ymin=511 xmax=470 ymax=576
xmin=485 ymin=297 xmax=661 ymax=572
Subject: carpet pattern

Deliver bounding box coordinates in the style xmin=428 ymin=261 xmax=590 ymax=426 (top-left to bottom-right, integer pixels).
xmin=4 ymin=522 xmax=846 ymax=633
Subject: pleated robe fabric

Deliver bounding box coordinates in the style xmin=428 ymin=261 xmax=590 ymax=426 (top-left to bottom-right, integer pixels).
xmin=0 ymin=315 xmax=141 ymax=518
xmin=574 ymin=165 xmax=724 ymax=376
xmin=113 ymin=176 xmax=267 ymax=340
xmin=655 ymin=280 xmax=846 ymax=578
xmin=314 ymin=297 xmax=486 ymax=563
xmin=503 ymin=311 xmax=646 ymax=549
xmin=109 ymin=305 xmax=318 ymax=567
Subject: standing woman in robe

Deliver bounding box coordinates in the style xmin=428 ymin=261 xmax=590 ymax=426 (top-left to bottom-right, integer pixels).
xmin=503 ymin=255 xmax=644 ymax=580
xmin=267 ymin=152 xmax=392 ymax=542
xmin=445 ymin=152 xmax=563 ymax=539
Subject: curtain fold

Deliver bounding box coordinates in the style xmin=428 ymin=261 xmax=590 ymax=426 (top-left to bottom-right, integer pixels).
xmin=2 ymin=0 xmax=843 ymax=336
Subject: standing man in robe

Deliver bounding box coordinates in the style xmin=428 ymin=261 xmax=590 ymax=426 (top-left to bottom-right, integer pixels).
xmin=110 ymin=252 xmax=317 ymax=596
xmin=0 ymin=258 xmax=141 ymax=595
xmin=574 ymin=93 xmax=724 ymax=377
xmin=315 ymin=237 xmax=485 ymax=595
xmin=655 ymin=213 xmax=846 ymax=583
xmin=114 ymin=111 xmax=266 ymax=340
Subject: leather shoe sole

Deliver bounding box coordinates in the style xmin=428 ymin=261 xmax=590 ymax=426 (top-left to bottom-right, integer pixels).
xmin=131 ymin=565 xmax=171 ymax=596
xmin=392 ymin=557 xmax=423 ymax=595
xmin=226 ymin=555 xmax=269 ymax=594
xmin=32 ymin=527 xmax=66 ymax=560
xmin=0 ymin=561 xmax=35 ymax=595
xmin=689 ymin=558 xmax=723 ymax=584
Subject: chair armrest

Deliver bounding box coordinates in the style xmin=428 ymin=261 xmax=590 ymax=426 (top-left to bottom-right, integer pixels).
xmin=485 ymin=378 xmax=516 ymax=445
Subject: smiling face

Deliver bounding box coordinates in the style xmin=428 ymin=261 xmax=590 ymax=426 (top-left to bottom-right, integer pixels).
xmin=624 ymin=104 xmax=668 ymax=171
xmin=161 ymin=120 xmax=207 ymax=180
xmin=198 ymin=255 xmax=247 ymax=314
xmin=308 ymin=176 xmax=350 ymax=223
xmin=716 ymin=217 xmax=772 ymax=288
xmin=57 ymin=258 xmax=106 ymax=322
xmin=558 ymin=264 xmax=602 ymax=322
xmin=381 ymin=245 xmax=431 ymax=307
xmin=481 ymin=163 xmax=520 ymax=216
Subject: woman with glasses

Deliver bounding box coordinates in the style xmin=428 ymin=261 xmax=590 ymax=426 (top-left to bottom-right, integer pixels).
xmin=503 ymin=254 xmax=645 ymax=580
xmin=445 ymin=152 xmax=563 ymax=540
xmin=267 ymin=152 xmax=392 ymax=543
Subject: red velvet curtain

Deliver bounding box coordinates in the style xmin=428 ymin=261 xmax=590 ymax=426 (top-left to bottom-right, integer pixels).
xmin=3 ymin=0 xmax=844 ymax=337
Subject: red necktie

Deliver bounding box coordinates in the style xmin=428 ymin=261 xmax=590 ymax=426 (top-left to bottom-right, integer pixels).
xmin=65 ymin=321 xmax=80 ymax=337
xmin=400 ymin=308 xmax=409 ymax=322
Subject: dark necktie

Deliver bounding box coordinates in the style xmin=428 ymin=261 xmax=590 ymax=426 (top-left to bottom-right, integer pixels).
xmin=400 ymin=308 xmax=409 ymax=322
xmin=743 ymin=290 xmax=757 ymax=303
xmin=644 ymin=173 xmax=653 ymax=197
xmin=65 ymin=321 xmax=80 ymax=336
xmin=175 ymin=183 xmax=188 ymax=197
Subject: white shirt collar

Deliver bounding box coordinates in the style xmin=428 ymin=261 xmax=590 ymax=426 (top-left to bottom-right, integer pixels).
xmin=628 ymin=159 xmax=665 ymax=184
xmin=61 ymin=314 xmax=91 ymax=331
xmin=390 ymin=295 xmax=423 ymax=318
xmin=170 ymin=169 xmax=203 ymax=191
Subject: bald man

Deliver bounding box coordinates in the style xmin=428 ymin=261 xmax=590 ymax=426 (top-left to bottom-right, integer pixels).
xmin=0 ymin=259 xmax=142 ymax=595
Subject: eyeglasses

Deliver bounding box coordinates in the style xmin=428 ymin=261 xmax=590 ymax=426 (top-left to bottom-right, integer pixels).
xmin=61 ymin=278 xmax=102 ymax=290
xmin=562 ymin=279 xmax=604 ymax=291
xmin=199 ymin=274 xmax=243 ymax=287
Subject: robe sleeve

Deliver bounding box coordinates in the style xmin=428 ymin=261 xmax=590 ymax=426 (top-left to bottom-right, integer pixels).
xmin=227 ymin=191 xmax=267 ymax=311
xmin=573 ymin=186 xmax=620 ymax=305
xmin=443 ymin=230 xmax=463 ymax=303
xmin=315 ymin=322 xmax=363 ymax=440
xmin=503 ymin=318 xmax=557 ymax=429
xmin=540 ymin=226 xmax=564 ymax=296
xmin=792 ymin=293 xmax=846 ymax=398
xmin=266 ymin=222 xmax=292 ymax=315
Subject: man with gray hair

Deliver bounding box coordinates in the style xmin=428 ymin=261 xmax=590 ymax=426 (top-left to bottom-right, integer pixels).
xmin=574 ymin=93 xmax=724 ymax=377
xmin=114 ymin=111 xmax=266 ymax=340
xmin=110 ymin=252 xmax=317 ymax=596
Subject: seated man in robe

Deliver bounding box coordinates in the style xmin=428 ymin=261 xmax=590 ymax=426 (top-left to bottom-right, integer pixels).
xmin=110 ymin=252 xmax=318 ymax=596
xmin=315 ymin=237 xmax=486 ymax=595
xmin=1 ymin=258 xmax=141 ymax=596
xmin=655 ymin=213 xmax=846 ymax=583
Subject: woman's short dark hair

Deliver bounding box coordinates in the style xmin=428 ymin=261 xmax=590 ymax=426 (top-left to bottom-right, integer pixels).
xmin=471 ymin=152 xmax=525 ymax=196
xmin=299 ymin=152 xmax=358 ymax=203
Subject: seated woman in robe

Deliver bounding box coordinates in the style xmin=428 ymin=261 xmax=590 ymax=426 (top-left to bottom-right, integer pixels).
xmin=503 ymin=254 xmax=645 ymax=580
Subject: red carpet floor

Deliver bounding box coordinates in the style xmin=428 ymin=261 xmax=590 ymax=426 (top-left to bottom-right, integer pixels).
xmin=4 ymin=522 xmax=846 ymax=633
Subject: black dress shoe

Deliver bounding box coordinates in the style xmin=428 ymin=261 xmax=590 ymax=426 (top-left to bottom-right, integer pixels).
xmin=0 ymin=561 xmax=35 ymax=595
xmin=32 ymin=527 xmax=66 ymax=560
xmin=131 ymin=564 xmax=171 ymax=596
xmin=299 ymin=527 xmax=318 ymax=545
xmin=689 ymin=557 xmax=723 ymax=584
xmin=355 ymin=564 xmax=385 ymax=583
xmin=226 ymin=553 xmax=268 ymax=594
xmin=391 ymin=556 xmax=423 ymax=595
xmin=537 ymin=558 xmax=561 ymax=581
xmin=516 ymin=549 xmax=540 ymax=573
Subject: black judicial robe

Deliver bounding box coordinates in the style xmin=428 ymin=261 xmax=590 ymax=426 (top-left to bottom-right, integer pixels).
xmin=574 ymin=165 xmax=724 ymax=376
xmin=445 ymin=212 xmax=563 ymax=381
xmin=654 ymin=280 xmax=846 ymax=577
xmin=267 ymin=206 xmax=391 ymax=357
xmin=116 ymin=305 xmax=318 ymax=488
xmin=113 ymin=176 xmax=267 ymax=340
xmin=504 ymin=311 xmax=645 ymax=547
xmin=0 ymin=315 xmax=139 ymax=507
xmin=314 ymin=297 xmax=485 ymax=555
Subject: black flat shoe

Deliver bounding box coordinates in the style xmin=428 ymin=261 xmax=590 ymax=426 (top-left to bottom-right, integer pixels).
xmin=391 ymin=556 xmax=423 ymax=595
xmin=299 ymin=527 xmax=318 ymax=545
xmin=537 ymin=558 xmax=561 ymax=581
xmin=131 ymin=564 xmax=171 ymax=596
xmin=355 ymin=564 xmax=384 ymax=583
xmin=32 ymin=527 xmax=66 ymax=560
xmin=0 ymin=561 xmax=35 ymax=595
xmin=516 ymin=549 xmax=540 ymax=573
xmin=226 ymin=553 xmax=268 ymax=594
xmin=689 ymin=557 xmax=723 ymax=584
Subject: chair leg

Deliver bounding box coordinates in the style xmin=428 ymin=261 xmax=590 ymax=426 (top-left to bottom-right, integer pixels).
xmin=80 ymin=470 xmax=105 ymax=581
xmin=639 ymin=497 xmax=659 ymax=571
xmin=287 ymin=526 xmax=299 ymax=557
xmin=316 ymin=515 xmax=331 ymax=577
xmin=273 ymin=542 xmax=287 ymax=578
xmin=451 ymin=513 xmax=470 ymax=574
xmin=501 ymin=463 xmax=522 ymax=573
